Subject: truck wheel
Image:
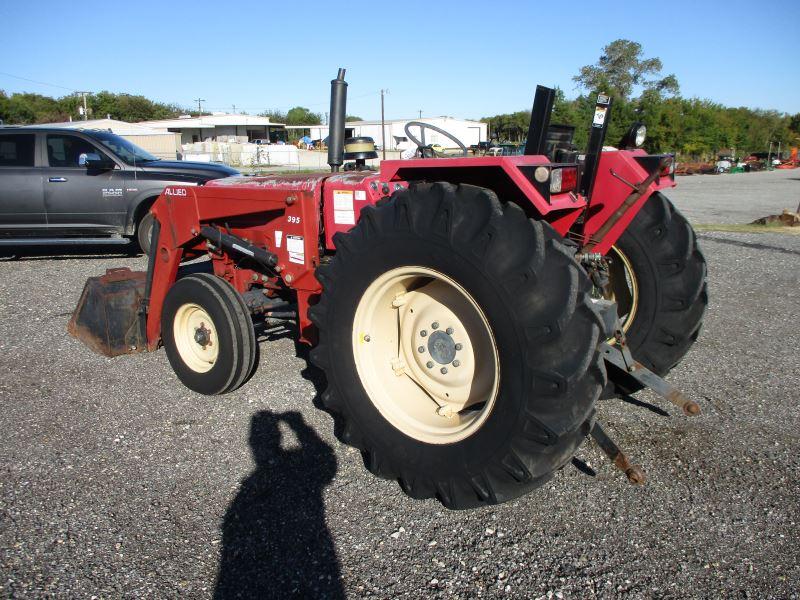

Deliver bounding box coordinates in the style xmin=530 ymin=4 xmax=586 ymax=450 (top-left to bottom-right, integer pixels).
xmin=137 ymin=212 xmax=155 ymax=255
xmin=309 ymin=183 xmax=605 ymax=509
xmin=162 ymin=274 xmax=256 ymax=395
xmin=605 ymin=193 xmax=707 ymax=395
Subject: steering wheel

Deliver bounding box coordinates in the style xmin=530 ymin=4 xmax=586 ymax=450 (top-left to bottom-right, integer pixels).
xmin=404 ymin=121 xmax=468 ymax=157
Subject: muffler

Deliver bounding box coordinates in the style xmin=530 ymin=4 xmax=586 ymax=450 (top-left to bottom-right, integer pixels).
xmin=67 ymin=268 xmax=148 ymax=357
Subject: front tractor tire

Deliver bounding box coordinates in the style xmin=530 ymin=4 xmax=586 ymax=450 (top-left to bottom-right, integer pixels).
xmin=162 ymin=274 xmax=256 ymax=395
xmin=309 ymin=183 xmax=606 ymax=509
xmin=605 ymin=193 xmax=708 ymax=395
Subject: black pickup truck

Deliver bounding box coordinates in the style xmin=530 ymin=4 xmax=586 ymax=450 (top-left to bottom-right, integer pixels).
xmin=0 ymin=127 xmax=238 ymax=253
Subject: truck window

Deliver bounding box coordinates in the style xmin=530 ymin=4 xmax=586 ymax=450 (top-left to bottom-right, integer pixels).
xmin=46 ymin=134 xmax=110 ymax=168
xmin=0 ymin=134 xmax=35 ymax=167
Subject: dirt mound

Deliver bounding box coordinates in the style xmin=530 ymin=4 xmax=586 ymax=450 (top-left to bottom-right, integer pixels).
xmin=750 ymin=209 xmax=800 ymax=227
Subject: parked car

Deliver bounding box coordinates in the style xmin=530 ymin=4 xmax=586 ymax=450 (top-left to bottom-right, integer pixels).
xmin=0 ymin=127 xmax=239 ymax=253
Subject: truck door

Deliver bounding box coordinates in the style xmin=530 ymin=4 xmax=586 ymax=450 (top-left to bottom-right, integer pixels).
xmin=0 ymin=132 xmax=46 ymax=234
xmin=43 ymin=133 xmax=128 ymax=234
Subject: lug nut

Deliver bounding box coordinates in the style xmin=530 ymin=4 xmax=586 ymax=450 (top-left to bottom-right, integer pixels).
xmin=418 ymin=346 xmax=425 ymax=353
xmin=452 ymin=360 xmax=460 ymax=367
xmin=440 ymin=367 xmax=448 ymax=374
xmin=363 ymin=334 xmax=371 ymax=342
xmin=426 ymin=361 xmax=434 ymax=369
xmin=431 ymin=321 xmax=439 ymax=329
xmin=446 ymin=327 xmax=454 ymax=335
xmin=420 ymin=330 xmax=427 ymax=337
xmin=455 ymin=343 xmax=463 ymax=351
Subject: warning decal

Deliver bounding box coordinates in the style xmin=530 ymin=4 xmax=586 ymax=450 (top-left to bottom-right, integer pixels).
xmin=332 ymin=190 xmax=355 ymax=224
xmin=333 ymin=189 xmax=354 ymax=211
xmin=286 ymin=235 xmax=305 ymax=265
xmin=333 ymin=210 xmax=355 ymax=225
xmin=592 ymin=106 xmax=608 ymax=128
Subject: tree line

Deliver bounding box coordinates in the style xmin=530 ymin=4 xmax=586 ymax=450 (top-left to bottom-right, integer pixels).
xmin=482 ymin=40 xmax=800 ymax=160
xmin=0 ymin=90 xmax=185 ymax=124
xmin=0 ymin=91 xmax=361 ymax=127
xmin=482 ymin=91 xmax=799 ymax=160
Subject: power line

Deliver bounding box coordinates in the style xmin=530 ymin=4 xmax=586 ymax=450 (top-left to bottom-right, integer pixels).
xmin=199 ymin=90 xmax=383 ymax=114
xmin=0 ymin=70 xmax=76 ymax=91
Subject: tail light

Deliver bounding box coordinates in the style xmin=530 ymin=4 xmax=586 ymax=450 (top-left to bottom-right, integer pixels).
xmin=550 ymin=167 xmax=578 ymax=194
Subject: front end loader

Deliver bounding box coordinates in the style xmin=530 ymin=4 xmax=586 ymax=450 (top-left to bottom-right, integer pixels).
xmin=68 ymin=69 xmax=707 ymax=509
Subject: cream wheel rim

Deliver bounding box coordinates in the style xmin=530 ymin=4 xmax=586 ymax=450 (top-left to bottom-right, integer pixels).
xmin=173 ymin=303 xmax=219 ymax=373
xmin=605 ymin=244 xmax=639 ymax=336
xmin=352 ymin=266 xmax=499 ymax=444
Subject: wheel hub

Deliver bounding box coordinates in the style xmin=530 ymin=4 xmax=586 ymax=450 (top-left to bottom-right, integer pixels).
xmin=194 ymin=323 xmax=212 ymax=347
xmin=426 ymin=330 xmax=457 ymax=365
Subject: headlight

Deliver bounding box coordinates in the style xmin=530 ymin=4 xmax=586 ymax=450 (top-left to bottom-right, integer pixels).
xmin=635 ymin=125 xmax=647 ymax=147
xmin=620 ymin=122 xmax=646 ymax=149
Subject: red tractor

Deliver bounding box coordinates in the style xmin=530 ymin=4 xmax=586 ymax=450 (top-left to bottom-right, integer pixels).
xmin=69 ymin=69 xmax=707 ymax=509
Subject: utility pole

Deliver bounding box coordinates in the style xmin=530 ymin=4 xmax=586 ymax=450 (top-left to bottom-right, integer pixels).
xmin=232 ymin=104 xmax=236 ymax=114
xmin=418 ymin=109 xmax=422 ymax=119
xmin=75 ymin=91 xmax=90 ymax=121
xmin=194 ymin=98 xmax=205 ymax=114
xmin=380 ymin=89 xmax=389 ymax=160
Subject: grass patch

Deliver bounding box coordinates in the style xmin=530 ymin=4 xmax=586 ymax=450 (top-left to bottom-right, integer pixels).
xmin=694 ymin=223 xmax=800 ymax=235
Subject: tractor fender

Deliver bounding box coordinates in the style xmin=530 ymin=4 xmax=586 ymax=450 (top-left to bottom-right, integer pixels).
xmin=582 ymin=150 xmax=676 ymax=255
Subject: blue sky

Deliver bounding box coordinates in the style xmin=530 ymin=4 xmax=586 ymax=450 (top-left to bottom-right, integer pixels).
xmin=1 ymin=0 xmax=798 ymax=120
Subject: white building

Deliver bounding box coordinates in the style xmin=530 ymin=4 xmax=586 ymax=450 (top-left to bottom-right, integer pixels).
xmin=137 ymin=113 xmax=287 ymax=145
xmin=287 ymin=117 xmax=487 ymax=150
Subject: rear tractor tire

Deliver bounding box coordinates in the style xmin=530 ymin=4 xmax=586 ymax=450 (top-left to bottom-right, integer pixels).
xmin=309 ymin=182 xmax=606 ymax=509
xmin=162 ymin=274 xmax=256 ymax=395
xmin=604 ymin=192 xmax=708 ymax=395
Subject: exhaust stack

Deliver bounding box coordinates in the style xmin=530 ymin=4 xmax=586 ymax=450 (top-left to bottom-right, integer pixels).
xmin=327 ymin=68 xmax=348 ymax=172
xmin=524 ymin=85 xmax=555 ymax=156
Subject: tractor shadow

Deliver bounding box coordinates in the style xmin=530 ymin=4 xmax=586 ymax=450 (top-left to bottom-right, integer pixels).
xmin=296 ymin=343 xmax=358 ymax=465
xmin=214 ymin=409 xmax=344 ymax=599
xmin=619 ymin=394 xmax=670 ymax=417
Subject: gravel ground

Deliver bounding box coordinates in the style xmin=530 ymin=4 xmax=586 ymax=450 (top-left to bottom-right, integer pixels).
xmin=1 ymin=173 xmax=799 ymax=598
xmin=669 ymin=168 xmax=799 ymax=224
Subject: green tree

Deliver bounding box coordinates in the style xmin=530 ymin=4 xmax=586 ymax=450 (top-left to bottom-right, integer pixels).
xmin=573 ymin=39 xmax=679 ymax=100
xmin=345 ymin=115 xmax=362 ymax=122
xmin=88 ymin=91 xmax=181 ymax=122
xmin=0 ymin=92 xmax=66 ymax=124
xmin=285 ymin=106 xmax=322 ymax=125
xmin=260 ymin=109 xmax=287 ymax=122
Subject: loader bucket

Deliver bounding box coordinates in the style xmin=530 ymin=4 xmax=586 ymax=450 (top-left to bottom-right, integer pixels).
xmin=67 ymin=268 xmax=148 ymax=357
